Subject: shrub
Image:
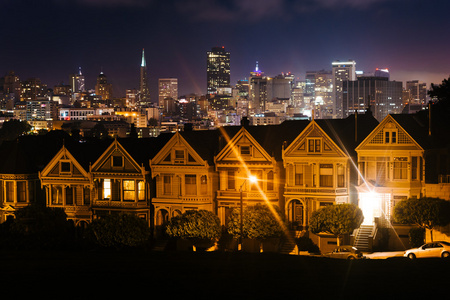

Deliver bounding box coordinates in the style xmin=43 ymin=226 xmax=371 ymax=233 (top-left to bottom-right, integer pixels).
xmin=227 ymin=204 xmax=285 ymax=239
xmin=2 ymin=204 xmax=75 ymax=250
xmin=309 ymin=203 xmax=363 ymax=246
xmin=86 ymin=213 xmax=151 ymax=250
xmin=165 ymin=210 xmax=221 ymax=240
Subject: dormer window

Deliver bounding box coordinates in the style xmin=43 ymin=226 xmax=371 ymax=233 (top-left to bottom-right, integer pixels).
xmin=240 ymin=146 xmax=251 ymax=155
xmin=174 ymin=150 xmax=185 ymax=164
xmin=60 ymin=161 xmax=71 ymax=174
xmin=307 ymin=138 xmax=321 ymax=153
xmin=112 ymin=156 xmax=123 ymax=167
xmin=385 ymin=130 xmax=397 ymax=144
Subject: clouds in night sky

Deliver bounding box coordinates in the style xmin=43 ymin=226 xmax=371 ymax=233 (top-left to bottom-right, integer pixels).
xmin=1 ymin=0 xmax=449 ymax=98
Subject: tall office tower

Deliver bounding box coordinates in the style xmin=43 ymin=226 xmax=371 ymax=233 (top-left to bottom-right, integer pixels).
xmin=206 ymin=46 xmax=230 ymax=95
xmin=20 ymin=77 xmax=47 ymax=101
xmin=95 ymin=71 xmax=113 ymax=100
xmin=332 ymin=60 xmax=356 ymax=119
xmin=70 ymin=67 xmax=86 ymax=93
xmin=2 ymin=71 xmax=21 ymax=101
xmin=248 ymin=62 xmax=267 ymax=114
xmin=158 ymin=78 xmax=178 ymax=110
xmin=139 ymin=48 xmax=150 ymax=106
xmin=374 ymin=68 xmax=390 ymax=79
xmin=126 ymin=89 xmax=138 ymax=107
xmin=269 ymin=73 xmax=294 ymax=103
xmin=343 ymin=76 xmax=403 ymax=122
xmin=406 ymin=80 xmax=427 ymax=105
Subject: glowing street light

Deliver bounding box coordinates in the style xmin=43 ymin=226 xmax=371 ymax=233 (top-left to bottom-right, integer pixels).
xmin=239 ymin=175 xmax=257 ymax=250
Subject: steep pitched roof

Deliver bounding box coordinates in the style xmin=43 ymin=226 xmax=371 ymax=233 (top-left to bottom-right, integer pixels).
xmin=316 ymin=113 xmax=379 ymax=157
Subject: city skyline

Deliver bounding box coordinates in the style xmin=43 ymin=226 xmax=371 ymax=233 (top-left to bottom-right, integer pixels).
xmin=2 ymin=0 xmax=450 ymax=101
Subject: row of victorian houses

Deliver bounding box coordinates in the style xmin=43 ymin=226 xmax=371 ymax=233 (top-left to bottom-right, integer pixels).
xmin=0 ymin=110 xmax=449 ymax=251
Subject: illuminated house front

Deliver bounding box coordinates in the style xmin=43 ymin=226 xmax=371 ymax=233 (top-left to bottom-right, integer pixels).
xmin=356 ymin=114 xmax=426 ymax=226
xmin=282 ymin=114 xmax=379 ymax=230
xmin=214 ymin=124 xmax=295 ymax=226
xmin=150 ymin=131 xmax=218 ymax=234
xmin=89 ymin=139 xmax=156 ymax=225
xmin=39 ymin=143 xmax=99 ymax=227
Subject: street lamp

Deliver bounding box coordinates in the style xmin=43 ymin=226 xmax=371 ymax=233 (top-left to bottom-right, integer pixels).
xmin=239 ymin=175 xmax=257 ymax=250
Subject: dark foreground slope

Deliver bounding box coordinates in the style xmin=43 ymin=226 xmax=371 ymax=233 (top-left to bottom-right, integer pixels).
xmin=1 ymin=250 xmax=448 ymax=299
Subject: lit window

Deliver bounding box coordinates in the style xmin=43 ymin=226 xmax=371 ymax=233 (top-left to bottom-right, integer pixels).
xmin=123 ymin=180 xmax=135 ymax=201
xmin=393 ymin=157 xmax=408 ymax=179
xmin=103 ymin=179 xmax=111 ymax=199
xmin=163 ymin=175 xmax=172 ymax=195
xmin=137 ymin=180 xmax=145 ymax=201
xmin=185 ymin=175 xmax=197 ymax=195
xmin=319 ymin=164 xmax=333 ymax=187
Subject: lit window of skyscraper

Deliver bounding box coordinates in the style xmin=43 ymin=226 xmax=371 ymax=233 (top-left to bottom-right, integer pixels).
xmin=206 ymin=46 xmax=230 ymax=95
xmin=332 ymin=60 xmax=356 ymax=119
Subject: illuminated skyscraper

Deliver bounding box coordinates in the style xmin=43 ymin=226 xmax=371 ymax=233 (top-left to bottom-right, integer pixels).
xmin=332 ymin=60 xmax=356 ymax=118
xmin=406 ymin=80 xmax=427 ymax=105
xmin=343 ymin=76 xmax=403 ymax=121
xmin=139 ymin=48 xmax=150 ymax=106
xmin=70 ymin=67 xmax=85 ymax=93
xmin=206 ymin=46 xmax=230 ymax=95
xmin=158 ymin=78 xmax=178 ymax=109
xmin=95 ymin=72 xmax=113 ymax=100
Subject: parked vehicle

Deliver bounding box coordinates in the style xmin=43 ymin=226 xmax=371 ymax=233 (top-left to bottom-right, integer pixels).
xmin=323 ymin=246 xmax=365 ymax=260
xmin=404 ymin=241 xmax=450 ymax=259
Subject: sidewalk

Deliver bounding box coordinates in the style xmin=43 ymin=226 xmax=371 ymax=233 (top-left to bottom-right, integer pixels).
xmin=364 ymin=251 xmax=404 ymax=259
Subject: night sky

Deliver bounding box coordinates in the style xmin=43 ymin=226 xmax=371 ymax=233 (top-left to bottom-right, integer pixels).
xmin=2 ymin=0 xmax=450 ymax=100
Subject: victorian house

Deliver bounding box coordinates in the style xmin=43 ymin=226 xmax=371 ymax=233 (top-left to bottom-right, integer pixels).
xmin=213 ymin=122 xmax=301 ymax=226
xmin=39 ymin=140 xmax=109 ymax=227
xmin=89 ymin=138 xmax=169 ymax=225
xmin=0 ymin=135 xmax=62 ymax=223
xmin=150 ymin=130 xmax=218 ymax=233
xmin=282 ymin=114 xmax=379 ymax=231
xmin=355 ymin=114 xmax=428 ymax=227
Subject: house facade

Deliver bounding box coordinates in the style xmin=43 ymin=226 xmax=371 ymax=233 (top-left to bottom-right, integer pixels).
xmin=150 ymin=131 xmax=218 ymax=233
xmin=282 ymin=120 xmax=352 ymax=230
xmin=355 ymin=114 xmax=426 ymax=226
xmin=39 ymin=145 xmax=93 ymax=227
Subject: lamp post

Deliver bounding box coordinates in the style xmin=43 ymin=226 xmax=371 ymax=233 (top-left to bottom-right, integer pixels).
xmin=239 ymin=175 xmax=257 ymax=250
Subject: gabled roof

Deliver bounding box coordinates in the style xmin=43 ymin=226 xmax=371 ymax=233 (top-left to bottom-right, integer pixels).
xmin=316 ymin=113 xmax=379 ymax=157
xmin=389 ymin=113 xmax=430 ymax=149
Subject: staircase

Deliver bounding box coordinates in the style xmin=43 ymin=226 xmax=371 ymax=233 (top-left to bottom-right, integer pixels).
xmin=353 ymin=225 xmax=374 ymax=252
xmin=280 ymin=231 xmax=304 ymax=255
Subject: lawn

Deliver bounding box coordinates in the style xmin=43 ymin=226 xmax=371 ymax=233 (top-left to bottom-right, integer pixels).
xmin=1 ymin=250 xmax=449 ymax=299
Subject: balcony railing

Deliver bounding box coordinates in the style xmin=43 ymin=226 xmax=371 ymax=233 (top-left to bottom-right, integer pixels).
xmin=93 ymin=199 xmax=148 ymax=208
xmin=284 ymin=187 xmax=348 ymax=195
xmin=217 ymin=190 xmax=278 ymax=199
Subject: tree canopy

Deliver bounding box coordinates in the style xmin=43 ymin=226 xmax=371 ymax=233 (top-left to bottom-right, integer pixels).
xmin=309 ymin=203 xmax=364 ymax=246
xmin=0 ymin=119 xmax=31 ymax=143
xmin=86 ymin=213 xmax=151 ymax=249
xmin=227 ymin=204 xmax=285 ymax=239
xmin=394 ymin=197 xmax=450 ymax=242
xmin=166 ymin=210 xmax=221 ymax=240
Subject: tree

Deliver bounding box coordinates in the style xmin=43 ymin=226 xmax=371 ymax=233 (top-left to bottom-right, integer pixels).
xmin=394 ymin=197 xmax=450 ymax=242
xmin=6 ymin=203 xmax=74 ymax=250
xmin=227 ymin=204 xmax=285 ymax=240
xmin=0 ymin=119 xmax=31 ymax=142
xmin=309 ymin=203 xmax=364 ymax=246
xmin=86 ymin=213 xmax=151 ymax=250
xmin=166 ymin=210 xmax=221 ymax=241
